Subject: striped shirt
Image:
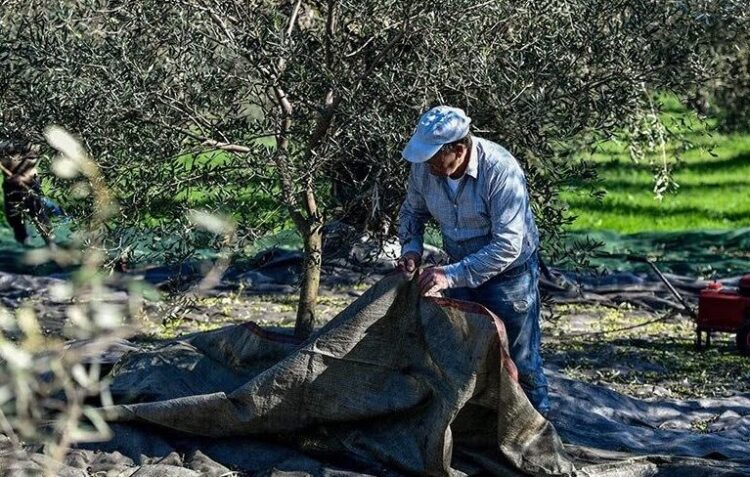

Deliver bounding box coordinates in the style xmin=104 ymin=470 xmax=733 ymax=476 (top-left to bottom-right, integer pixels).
xmin=398 ymin=137 xmax=539 ymax=288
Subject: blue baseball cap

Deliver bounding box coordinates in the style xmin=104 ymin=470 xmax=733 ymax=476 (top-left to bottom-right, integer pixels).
xmin=402 ymin=106 xmax=471 ymax=163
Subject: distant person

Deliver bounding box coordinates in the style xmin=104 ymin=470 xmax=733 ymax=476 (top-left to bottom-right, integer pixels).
xmin=0 ymin=140 xmax=54 ymax=244
xmin=396 ymin=106 xmax=549 ymax=416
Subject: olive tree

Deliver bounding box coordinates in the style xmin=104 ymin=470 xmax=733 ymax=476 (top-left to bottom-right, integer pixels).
xmin=1 ymin=0 xmax=747 ymax=337
xmin=706 ymin=26 xmax=750 ymax=131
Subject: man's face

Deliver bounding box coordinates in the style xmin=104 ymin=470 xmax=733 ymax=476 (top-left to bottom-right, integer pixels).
xmin=427 ymin=144 xmax=467 ymax=177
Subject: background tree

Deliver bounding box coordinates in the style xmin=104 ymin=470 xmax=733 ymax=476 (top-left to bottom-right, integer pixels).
xmin=1 ymin=0 xmax=747 ymax=337
xmin=700 ymin=25 xmax=750 ymax=132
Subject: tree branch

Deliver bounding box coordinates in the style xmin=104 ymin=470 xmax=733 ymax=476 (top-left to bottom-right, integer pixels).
xmin=325 ymin=0 xmax=336 ymax=70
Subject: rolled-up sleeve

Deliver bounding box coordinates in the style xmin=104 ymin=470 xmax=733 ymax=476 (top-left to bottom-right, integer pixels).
xmin=442 ymin=165 xmax=526 ymax=288
xmin=398 ymin=166 xmax=431 ymax=257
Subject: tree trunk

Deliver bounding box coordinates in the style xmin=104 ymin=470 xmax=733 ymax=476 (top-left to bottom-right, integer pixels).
xmin=294 ymin=224 xmax=323 ymax=338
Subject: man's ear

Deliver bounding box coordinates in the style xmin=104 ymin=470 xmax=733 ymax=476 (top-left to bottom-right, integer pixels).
xmin=456 ymin=143 xmax=469 ymax=158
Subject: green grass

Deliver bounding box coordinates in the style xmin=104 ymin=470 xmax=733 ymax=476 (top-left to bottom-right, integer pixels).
xmin=562 ymin=97 xmax=750 ymax=233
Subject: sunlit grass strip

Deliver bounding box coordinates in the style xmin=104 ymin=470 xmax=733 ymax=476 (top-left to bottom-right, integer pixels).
xmin=562 ymin=99 xmax=750 ymax=233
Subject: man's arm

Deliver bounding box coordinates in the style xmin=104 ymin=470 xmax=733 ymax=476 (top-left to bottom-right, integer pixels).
xmin=442 ymin=164 xmax=528 ymax=288
xmin=398 ymin=165 xmax=431 ymax=261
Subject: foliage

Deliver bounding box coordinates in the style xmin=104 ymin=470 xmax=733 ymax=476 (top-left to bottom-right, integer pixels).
xmin=1 ymin=0 xmax=748 ymax=332
xmin=0 ymin=128 xmax=147 ymax=475
xmin=696 ymin=18 xmax=750 ymax=132
xmin=0 ymin=127 xmax=240 ymax=473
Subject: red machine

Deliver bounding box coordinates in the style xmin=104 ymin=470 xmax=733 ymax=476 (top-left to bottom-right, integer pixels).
xmin=696 ymin=275 xmax=750 ymax=354
xmin=622 ymin=257 xmax=750 ymax=355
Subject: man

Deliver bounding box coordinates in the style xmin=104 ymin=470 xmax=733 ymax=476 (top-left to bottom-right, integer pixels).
xmin=397 ymin=106 xmax=549 ymax=416
xmin=0 ymin=140 xmax=53 ymax=244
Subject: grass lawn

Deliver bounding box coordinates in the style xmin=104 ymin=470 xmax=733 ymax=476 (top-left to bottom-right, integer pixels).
xmin=562 ymin=97 xmax=750 ymax=233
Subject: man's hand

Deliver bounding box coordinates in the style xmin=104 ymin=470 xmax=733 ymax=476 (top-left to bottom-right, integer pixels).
xmin=396 ymin=251 xmax=421 ymax=273
xmin=418 ymin=266 xmax=449 ymax=295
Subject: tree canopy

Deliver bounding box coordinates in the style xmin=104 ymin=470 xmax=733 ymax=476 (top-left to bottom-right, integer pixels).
xmin=1 ymin=0 xmax=748 ymax=334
